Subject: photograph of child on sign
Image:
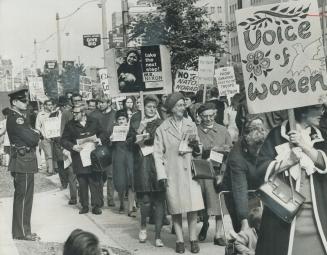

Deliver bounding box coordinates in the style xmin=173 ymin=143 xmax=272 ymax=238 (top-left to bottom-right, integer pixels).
xmin=117 ymin=49 xmax=145 ymax=93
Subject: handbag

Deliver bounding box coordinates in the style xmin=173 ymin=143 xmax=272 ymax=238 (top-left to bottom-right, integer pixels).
xmin=90 ymin=145 xmax=112 ymax=172
xmin=255 ymin=172 xmax=305 ymax=223
xmin=191 ymin=159 xmax=214 ymax=180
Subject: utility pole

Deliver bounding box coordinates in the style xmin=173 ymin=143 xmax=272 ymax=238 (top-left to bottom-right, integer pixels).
xmin=33 ymin=39 xmax=38 ymax=73
xmin=322 ymin=0 xmax=327 ymax=56
xmin=56 ymin=13 xmax=63 ymax=75
xmin=122 ymin=0 xmax=129 ymax=47
xmin=101 ymin=0 xmax=109 ymax=69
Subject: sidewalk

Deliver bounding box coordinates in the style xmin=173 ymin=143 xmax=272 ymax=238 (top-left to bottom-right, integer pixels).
xmin=0 ymin=174 xmax=227 ymax=255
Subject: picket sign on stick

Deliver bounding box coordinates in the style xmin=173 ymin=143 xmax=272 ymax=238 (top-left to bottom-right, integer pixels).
xmin=287 ymin=109 xmax=296 ymax=131
xmin=140 ymin=91 xmax=145 ymax=119
xmin=202 ymin=84 xmax=207 ymax=103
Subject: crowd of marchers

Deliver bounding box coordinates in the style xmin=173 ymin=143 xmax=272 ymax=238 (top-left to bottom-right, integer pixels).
xmin=1 ymin=86 xmax=327 ymax=255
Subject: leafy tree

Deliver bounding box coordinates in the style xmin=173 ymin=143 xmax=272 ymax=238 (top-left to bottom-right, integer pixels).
xmin=129 ymin=0 xmax=226 ymax=74
xmin=61 ymin=63 xmax=86 ymax=94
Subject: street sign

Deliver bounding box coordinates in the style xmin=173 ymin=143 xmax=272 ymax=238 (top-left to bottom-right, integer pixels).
xmin=83 ymin=34 xmax=101 ymax=48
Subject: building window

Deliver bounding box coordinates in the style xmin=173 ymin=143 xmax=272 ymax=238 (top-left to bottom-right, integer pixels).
xmin=211 ymin=6 xmax=215 ymax=14
xmin=217 ymin=6 xmax=222 ymax=13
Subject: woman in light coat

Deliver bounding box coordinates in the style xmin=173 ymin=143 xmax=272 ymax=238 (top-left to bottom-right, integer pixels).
xmin=154 ymin=92 xmax=204 ymax=254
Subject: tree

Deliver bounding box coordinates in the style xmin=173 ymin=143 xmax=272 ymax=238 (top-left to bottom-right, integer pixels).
xmin=61 ymin=63 xmax=86 ymax=94
xmin=129 ymin=0 xmax=226 ymax=74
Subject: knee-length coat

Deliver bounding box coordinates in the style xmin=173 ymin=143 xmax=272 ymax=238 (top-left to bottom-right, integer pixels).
xmin=255 ymin=121 xmax=327 ymax=255
xmin=153 ymin=117 xmax=204 ymax=215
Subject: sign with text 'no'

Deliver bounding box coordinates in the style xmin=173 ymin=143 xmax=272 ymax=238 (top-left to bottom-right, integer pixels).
xmin=236 ymin=0 xmax=327 ymax=114
xmin=215 ymin=67 xmax=238 ymax=97
xmin=83 ymin=34 xmax=101 ymax=48
xmin=174 ymin=70 xmax=199 ymax=92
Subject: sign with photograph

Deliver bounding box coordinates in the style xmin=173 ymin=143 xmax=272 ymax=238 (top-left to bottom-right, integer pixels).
xmin=28 ymin=77 xmax=48 ymax=102
xmin=174 ymin=70 xmax=199 ymax=92
xmin=198 ymin=56 xmax=215 ymax=87
xmin=107 ymin=45 xmax=172 ymax=97
xmin=79 ymin=76 xmax=93 ymax=100
xmin=83 ymin=34 xmax=101 ymax=48
xmin=215 ymin=67 xmax=238 ymax=97
xmin=236 ymin=0 xmax=327 ymax=114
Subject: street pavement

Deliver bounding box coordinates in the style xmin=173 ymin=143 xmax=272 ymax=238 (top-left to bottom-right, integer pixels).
xmin=0 ymin=174 xmax=227 ymax=255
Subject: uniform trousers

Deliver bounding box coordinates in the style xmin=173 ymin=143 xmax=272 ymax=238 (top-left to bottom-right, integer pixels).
xmin=12 ymin=172 xmax=34 ymax=239
xmin=77 ymin=172 xmax=103 ymax=208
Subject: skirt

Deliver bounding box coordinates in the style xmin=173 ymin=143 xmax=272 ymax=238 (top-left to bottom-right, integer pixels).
xmin=292 ymin=203 xmax=326 ymax=255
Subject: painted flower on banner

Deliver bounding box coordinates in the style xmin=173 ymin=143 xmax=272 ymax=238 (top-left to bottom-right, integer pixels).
xmin=242 ymin=50 xmax=272 ymax=81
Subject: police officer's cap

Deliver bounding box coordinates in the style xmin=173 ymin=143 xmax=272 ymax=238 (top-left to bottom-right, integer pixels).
xmin=8 ymin=87 xmax=28 ymax=100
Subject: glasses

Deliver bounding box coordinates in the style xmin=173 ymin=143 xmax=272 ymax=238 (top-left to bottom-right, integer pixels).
xmin=200 ymin=113 xmax=215 ymax=119
xmin=72 ymin=111 xmax=81 ymax=115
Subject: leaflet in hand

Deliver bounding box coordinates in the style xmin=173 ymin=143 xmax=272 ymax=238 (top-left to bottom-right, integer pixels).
xmin=77 ymin=135 xmax=98 ymax=167
xmin=178 ymin=132 xmax=195 ymax=155
xmin=111 ymin=126 xmax=129 ymax=142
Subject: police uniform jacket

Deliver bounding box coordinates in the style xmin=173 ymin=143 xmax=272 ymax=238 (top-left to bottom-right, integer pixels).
xmin=60 ymin=116 xmax=109 ymax=175
xmin=6 ymin=109 xmax=40 ymax=173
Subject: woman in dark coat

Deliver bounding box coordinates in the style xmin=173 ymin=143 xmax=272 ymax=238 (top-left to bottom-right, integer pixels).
xmin=126 ymin=95 xmax=165 ymax=247
xmin=111 ymin=110 xmax=134 ymax=215
xmin=222 ymin=116 xmax=267 ymax=233
xmin=117 ymin=50 xmax=144 ymax=93
xmin=256 ymin=105 xmax=327 ymax=255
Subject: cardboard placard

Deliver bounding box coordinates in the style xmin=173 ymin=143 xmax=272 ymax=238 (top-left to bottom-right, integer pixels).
xmin=28 ymin=77 xmax=48 ymax=102
xmin=98 ymin=68 xmax=110 ymax=96
xmin=43 ymin=117 xmax=61 ymax=139
xmin=198 ymin=56 xmax=215 ymax=86
xmin=79 ymin=76 xmax=93 ymax=100
xmin=236 ymin=0 xmax=327 ymax=114
xmin=174 ymin=70 xmax=199 ymax=92
xmin=215 ymin=67 xmax=238 ymax=97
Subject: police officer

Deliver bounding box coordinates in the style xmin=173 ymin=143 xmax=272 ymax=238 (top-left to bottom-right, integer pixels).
xmin=6 ymin=87 xmax=40 ymax=241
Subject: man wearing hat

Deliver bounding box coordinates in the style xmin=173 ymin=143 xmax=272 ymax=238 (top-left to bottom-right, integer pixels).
xmin=6 ymin=87 xmax=41 ymax=241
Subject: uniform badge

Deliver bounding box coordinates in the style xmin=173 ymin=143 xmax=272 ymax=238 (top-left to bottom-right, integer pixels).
xmin=16 ymin=117 xmax=24 ymax=125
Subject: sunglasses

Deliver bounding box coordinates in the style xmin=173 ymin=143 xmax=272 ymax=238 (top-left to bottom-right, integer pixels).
xmin=18 ymin=98 xmax=28 ymax=103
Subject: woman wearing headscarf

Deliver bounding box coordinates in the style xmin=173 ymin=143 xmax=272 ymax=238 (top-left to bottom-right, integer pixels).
xmin=154 ymin=92 xmax=204 ymax=254
xmin=222 ymin=116 xmax=267 ymax=233
xmin=255 ymin=105 xmax=327 ymax=255
xmin=127 ymin=95 xmax=165 ymax=247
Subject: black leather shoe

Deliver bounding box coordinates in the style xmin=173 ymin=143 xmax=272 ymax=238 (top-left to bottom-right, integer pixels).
xmin=175 ymin=242 xmax=185 ymax=253
xmin=68 ymin=199 xmax=77 ymax=205
xmin=92 ymin=207 xmax=102 ymax=215
xmin=79 ymin=207 xmax=89 ymax=214
xmin=198 ymin=222 xmax=209 ymax=241
xmin=214 ymin=237 xmax=226 ymax=246
xmin=107 ymin=200 xmax=115 ymax=207
xmin=190 ymin=240 xmax=200 ymax=253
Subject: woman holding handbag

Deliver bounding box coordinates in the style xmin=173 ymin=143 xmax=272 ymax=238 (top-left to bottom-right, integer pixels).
xmin=255 ymin=104 xmax=327 ymax=255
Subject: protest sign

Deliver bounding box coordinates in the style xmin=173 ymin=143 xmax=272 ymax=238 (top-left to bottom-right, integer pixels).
xmin=43 ymin=116 xmax=61 ymax=139
xmin=63 ymin=61 xmax=74 ymax=69
xmin=79 ymin=76 xmax=93 ymax=100
xmin=28 ymin=77 xmax=48 ymax=102
xmin=107 ymin=45 xmax=172 ymax=97
xmin=83 ymin=34 xmax=101 ymax=48
xmin=215 ymin=67 xmax=238 ymax=97
xmin=98 ymin=68 xmax=110 ymax=96
xmin=198 ymin=56 xmax=215 ymax=87
xmin=174 ymin=70 xmax=199 ymax=92
xmin=141 ymin=45 xmax=163 ymax=88
xmin=236 ymin=0 xmax=327 ymax=114
xmin=111 ymin=126 xmax=129 ymax=141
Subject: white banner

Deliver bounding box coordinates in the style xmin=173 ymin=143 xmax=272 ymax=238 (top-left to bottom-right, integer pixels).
xmin=215 ymin=67 xmax=238 ymax=97
xmin=236 ymin=0 xmax=327 ymax=114
xmin=174 ymin=70 xmax=199 ymax=92
xmin=198 ymin=56 xmax=215 ymax=87
xmin=28 ymin=77 xmax=48 ymax=102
